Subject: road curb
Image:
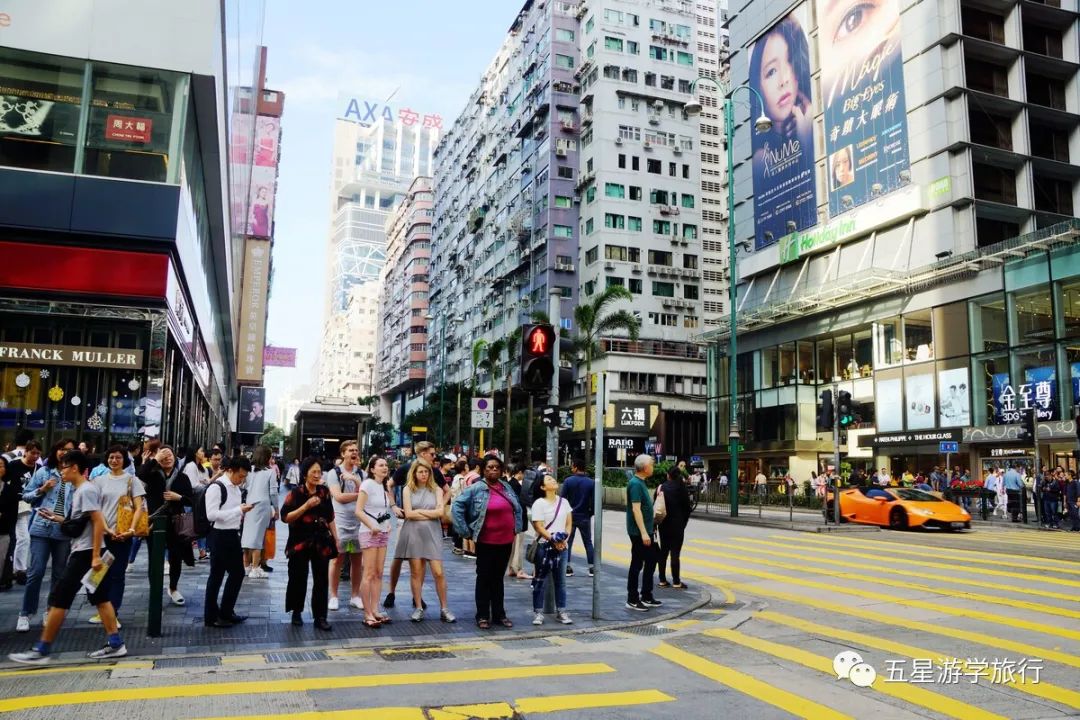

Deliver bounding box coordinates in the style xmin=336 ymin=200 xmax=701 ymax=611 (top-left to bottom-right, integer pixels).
xmin=687 ymin=510 xmax=881 ymax=534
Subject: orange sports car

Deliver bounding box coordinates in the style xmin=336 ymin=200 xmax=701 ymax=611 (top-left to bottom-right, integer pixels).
xmin=824 ymin=486 xmax=972 ymax=530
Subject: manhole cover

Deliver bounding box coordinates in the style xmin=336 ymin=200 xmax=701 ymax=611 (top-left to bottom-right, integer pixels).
xmin=620 ymin=624 xmax=676 ymax=637
xmin=573 ymin=631 xmax=622 ymax=644
xmin=378 ymin=649 xmax=457 ymax=661
xmin=154 ymin=656 xmax=221 ymax=669
xmin=264 ymin=650 xmax=330 ymax=664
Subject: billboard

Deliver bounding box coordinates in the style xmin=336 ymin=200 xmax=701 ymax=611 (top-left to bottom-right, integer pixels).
xmin=245 ymin=115 xmax=280 ymax=238
xmin=749 ymin=5 xmax=817 ymax=249
xmin=238 ymin=386 xmax=266 ymax=435
xmin=340 ymin=95 xmax=443 ymax=130
xmin=237 ymin=238 xmax=271 ymax=383
xmin=816 ymin=0 xmax=910 ymax=215
xmin=263 ymin=346 xmax=297 ymax=368
xmin=905 ymin=372 xmax=934 ymax=430
xmin=938 ymin=367 xmax=970 ymax=428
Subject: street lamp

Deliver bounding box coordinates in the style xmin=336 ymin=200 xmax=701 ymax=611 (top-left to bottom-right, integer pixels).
xmin=687 ymin=77 xmax=771 ymax=517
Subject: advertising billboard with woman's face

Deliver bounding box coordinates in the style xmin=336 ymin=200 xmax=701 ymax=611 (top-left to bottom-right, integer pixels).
xmin=816 ymin=0 xmax=910 ymax=215
xmin=749 ymin=5 xmax=818 ymax=250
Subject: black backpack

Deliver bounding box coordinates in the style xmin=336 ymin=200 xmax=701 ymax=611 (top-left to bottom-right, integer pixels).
xmin=193 ymin=480 xmax=228 ymax=538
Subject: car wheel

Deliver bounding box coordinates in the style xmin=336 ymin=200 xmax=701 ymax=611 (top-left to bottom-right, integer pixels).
xmin=889 ymin=507 xmax=908 ymax=530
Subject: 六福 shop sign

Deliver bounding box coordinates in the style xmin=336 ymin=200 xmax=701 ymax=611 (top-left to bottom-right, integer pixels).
xmin=0 ymin=342 xmax=143 ymax=369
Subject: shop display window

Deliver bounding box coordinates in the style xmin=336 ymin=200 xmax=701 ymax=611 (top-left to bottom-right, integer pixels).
xmin=1056 ymin=278 xmax=1080 ymax=339
xmin=874 ymin=317 xmax=903 ymax=368
xmin=835 ymin=335 xmax=856 ymax=379
xmin=1012 ymin=346 xmax=1058 ymax=421
xmin=797 ymin=341 xmax=814 ymax=384
xmin=778 ymin=343 xmax=796 ymax=385
xmin=1010 ymin=285 xmax=1054 ymax=346
xmin=969 ymin=294 xmax=1008 ymax=353
xmin=972 ymin=354 xmax=1008 ymax=426
xmin=933 ymin=302 xmax=970 ymax=359
xmin=0 ymin=48 xmax=84 ymax=173
xmin=903 ymin=309 xmax=934 ymax=363
xmin=816 ymin=338 xmax=835 ymax=383
xmin=760 ymin=346 xmax=778 ymax=389
xmin=853 ymin=329 xmax=873 ymax=376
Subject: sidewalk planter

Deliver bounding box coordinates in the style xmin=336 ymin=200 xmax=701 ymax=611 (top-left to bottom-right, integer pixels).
xmin=604 ymin=486 xmax=627 ymax=506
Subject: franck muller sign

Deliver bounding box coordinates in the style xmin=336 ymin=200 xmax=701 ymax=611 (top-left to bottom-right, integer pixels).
xmin=0 ymin=342 xmax=143 ymax=369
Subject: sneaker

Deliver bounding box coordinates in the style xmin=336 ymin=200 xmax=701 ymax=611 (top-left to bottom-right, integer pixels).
xmin=565 ymin=565 xmax=574 ymax=577
xmin=532 ymin=611 xmax=545 ymax=625
xmin=556 ymin=611 xmax=573 ymax=625
xmin=88 ymin=615 xmax=121 ymax=629
xmin=260 ymin=564 xmax=274 ymax=573
xmin=328 ymin=597 xmax=339 ymax=611
xmin=625 ymin=600 xmax=650 ymax=612
xmin=169 ymin=590 xmax=185 ymax=606
xmin=411 ymin=606 xmax=424 ymax=622
xmin=88 ymin=643 xmax=127 ymax=660
xmin=349 ymin=596 xmax=364 ymax=610
xmin=8 ymin=649 xmax=49 ymax=665
xmin=440 ymin=608 xmax=456 ymax=623
xmin=642 ymin=598 xmax=663 ymax=607
xmin=249 ymin=567 xmax=265 ymax=579
xmin=126 ymin=564 xmax=134 ymax=574
xmin=163 ymin=562 xmax=170 ymax=575
xmin=588 ymin=566 xmax=595 ymax=577
xmin=16 ymin=615 xmax=30 ymax=633
xmin=383 ymin=592 xmax=396 ymax=608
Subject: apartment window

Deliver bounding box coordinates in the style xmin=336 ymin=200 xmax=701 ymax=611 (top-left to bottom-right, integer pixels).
xmin=603 ymin=65 xmax=620 ymax=80
xmin=607 ymin=276 xmax=625 ymax=287
xmin=684 ymin=316 xmax=699 ymax=329
xmin=660 ymin=75 xmax=675 ymax=90
xmin=629 ymin=278 xmax=643 ymax=294
xmin=683 ymin=223 xmax=698 ymax=239
xmin=585 ymin=17 xmax=594 ymax=33
xmin=632 ymin=156 xmax=640 ymax=170
xmin=557 ymin=285 xmax=573 ymax=298
xmin=585 ymin=218 xmax=595 ymax=234
xmin=681 ymin=193 xmax=695 ymax=208
xmin=629 ymin=186 xmax=642 ymax=200
xmin=678 ymin=79 xmax=692 ymax=93
xmin=586 ymin=186 xmax=596 ymax=202
xmin=1024 ymin=23 xmax=1063 ymax=58
xmin=554 ymin=224 xmax=573 ymax=238
xmin=1033 ymin=175 xmax=1074 ymax=215
xmin=682 ymin=164 xmax=690 ymax=179
xmin=586 ymin=43 xmax=595 ymax=59
xmin=1026 ymin=71 xmax=1067 ymax=110
xmin=628 ymin=247 xmax=641 ymax=262
xmin=584 ymin=280 xmax=596 ymax=296
xmin=555 ymin=195 xmax=573 ymax=208
xmin=649 ymin=46 xmax=669 ymax=61
xmin=969 ymin=108 xmax=1012 ymax=151
xmin=604 ymin=8 xmax=623 ymax=23
xmin=618 ymin=125 xmax=642 ymax=141
xmin=653 ymin=219 xmax=672 ymax=234
xmin=961 ymin=6 xmax=1005 ymax=43
xmin=966 ymin=57 xmax=1008 ymax=97
xmin=618 ymin=153 xmax=626 ymax=168
xmin=684 ymin=285 xmax=699 ymax=300
xmin=605 ymin=182 xmax=626 ymax=198
xmin=556 ymin=28 xmax=575 ymax=42
xmin=649 ymin=250 xmax=672 ymax=265
xmin=650 ymin=189 xmax=671 ymax=204
xmin=627 ymin=41 xmax=639 ymax=55
xmin=669 ymin=162 xmax=677 ymax=176
xmin=1030 ymin=121 xmax=1070 ymax=162
xmin=677 ymin=51 xmax=694 ymax=66
xmin=628 ymin=216 xmax=643 ymax=231
xmin=605 ymin=213 xmax=626 ymax=229
xmin=683 ymin=254 xmax=698 ymax=269
xmin=557 ymin=166 xmax=574 ymax=179
xmin=649 ymin=19 xmax=667 ymax=32
xmin=555 ymin=54 xmax=575 ymax=69
xmin=586 ymin=246 xmax=599 ymax=264
xmin=605 ymin=244 xmax=627 ymax=260
xmin=622 ymin=68 xmax=638 ymax=83
xmin=645 ymin=72 xmax=657 ymax=87
xmin=972 ymin=162 xmax=1017 ymax=205
xmin=647 ymin=159 xmax=662 ymax=174
xmin=605 ymin=36 xmax=624 ymax=51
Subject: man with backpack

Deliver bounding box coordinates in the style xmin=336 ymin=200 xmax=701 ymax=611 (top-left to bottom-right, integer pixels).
xmin=198 ymin=457 xmax=254 ymax=628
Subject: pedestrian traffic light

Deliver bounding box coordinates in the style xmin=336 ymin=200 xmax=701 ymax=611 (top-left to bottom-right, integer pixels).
xmin=818 ymin=390 xmax=833 ymax=430
xmin=837 ymin=390 xmax=854 ymax=427
xmin=520 ymin=323 xmax=556 ymax=393
xmin=1018 ymin=409 xmax=1035 ymax=443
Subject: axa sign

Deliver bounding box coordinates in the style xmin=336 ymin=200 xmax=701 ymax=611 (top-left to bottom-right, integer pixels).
xmin=341 ymin=97 xmax=443 ymax=130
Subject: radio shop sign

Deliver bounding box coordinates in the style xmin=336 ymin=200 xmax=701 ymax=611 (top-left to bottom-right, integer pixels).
xmin=0 ymin=342 xmax=144 ymax=370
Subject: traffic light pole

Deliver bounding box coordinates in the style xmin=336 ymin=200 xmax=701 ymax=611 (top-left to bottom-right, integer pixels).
xmin=833 ymin=380 xmax=841 ymax=525
xmin=547 ymin=288 xmax=560 ymax=468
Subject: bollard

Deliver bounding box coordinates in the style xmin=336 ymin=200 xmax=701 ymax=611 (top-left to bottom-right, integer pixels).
xmin=147 ymin=513 xmax=167 ymax=637
xmin=544 ymin=566 xmax=556 ymax=613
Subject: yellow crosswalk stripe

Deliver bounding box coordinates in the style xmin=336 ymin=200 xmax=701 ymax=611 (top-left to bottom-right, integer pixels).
xmin=756 ymin=610 xmax=1080 ymax=711
xmin=604 ymin=548 xmax=1080 ymax=669
xmin=721 ymin=537 xmax=1080 ymax=603
xmin=651 ymin=643 xmax=852 ymax=720
xmin=194 ymin=690 xmax=674 ymax=720
xmin=0 ymin=662 xmax=615 ymax=713
xmin=705 ymin=628 xmax=1007 ymax=720
xmin=689 ymin=539 xmax=1080 ymax=620
xmin=779 ymin=534 xmax=1080 ymax=574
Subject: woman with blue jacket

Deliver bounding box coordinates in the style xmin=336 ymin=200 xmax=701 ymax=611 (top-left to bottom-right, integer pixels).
xmin=16 ymin=439 xmax=75 ymax=634
xmin=451 ymin=455 xmax=522 ymax=629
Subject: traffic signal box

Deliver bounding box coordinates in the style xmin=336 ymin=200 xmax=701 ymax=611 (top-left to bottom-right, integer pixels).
xmin=520 ymin=323 xmax=556 ymax=393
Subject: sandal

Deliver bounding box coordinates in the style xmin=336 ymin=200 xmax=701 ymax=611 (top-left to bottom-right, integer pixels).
xmin=477 ymin=619 xmax=491 ymax=630
xmin=376 ymin=613 xmax=393 ymax=624
xmin=363 ymin=617 xmax=382 ymax=628
xmin=673 ymin=582 xmax=689 ymax=589
xmin=658 ymin=581 xmax=671 ymax=588
xmin=498 ymin=617 xmax=514 ymax=628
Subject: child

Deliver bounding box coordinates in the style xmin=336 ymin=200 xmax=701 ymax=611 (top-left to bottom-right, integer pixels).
xmin=9 ymin=450 xmax=126 ymax=665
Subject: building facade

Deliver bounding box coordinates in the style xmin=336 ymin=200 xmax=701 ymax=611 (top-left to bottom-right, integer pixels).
xmin=377 ymin=176 xmax=434 ymax=431
xmin=0 ymin=2 xmax=267 ymax=452
xmin=316 ymin=103 xmax=440 ymax=400
xmin=705 ymin=0 xmax=1080 ymax=483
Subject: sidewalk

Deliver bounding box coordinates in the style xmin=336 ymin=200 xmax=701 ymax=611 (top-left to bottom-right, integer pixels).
xmin=0 ymin=529 xmax=707 ymax=661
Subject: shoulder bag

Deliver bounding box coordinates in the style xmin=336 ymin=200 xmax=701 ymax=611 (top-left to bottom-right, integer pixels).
xmin=653 ymin=486 xmax=668 ymax=524
xmin=526 ymin=497 xmax=563 ymax=565
xmin=116 ymin=476 xmax=150 ymax=538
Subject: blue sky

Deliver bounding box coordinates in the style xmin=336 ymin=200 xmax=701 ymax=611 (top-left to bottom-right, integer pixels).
xmin=261 ymin=0 xmax=515 ymax=421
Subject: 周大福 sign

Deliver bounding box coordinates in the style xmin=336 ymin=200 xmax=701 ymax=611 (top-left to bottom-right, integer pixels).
xmin=0 ymin=342 xmax=143 ymax=370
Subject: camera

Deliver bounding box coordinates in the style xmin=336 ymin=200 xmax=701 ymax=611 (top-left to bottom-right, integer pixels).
xmin=374 ymin=512 xmax=392 ymax=524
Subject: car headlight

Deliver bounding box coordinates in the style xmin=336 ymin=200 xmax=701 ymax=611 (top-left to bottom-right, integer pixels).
xmin=911 ymin=508 xmax=935 ymax=517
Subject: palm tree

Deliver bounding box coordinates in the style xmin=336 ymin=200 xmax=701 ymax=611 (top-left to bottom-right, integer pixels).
xmin=574 ymin=286 xmax=640 ymax=454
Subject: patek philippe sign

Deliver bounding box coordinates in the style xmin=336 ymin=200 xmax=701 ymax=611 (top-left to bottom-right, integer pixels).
xmin=867 ymin=429 xmax=962 ymax=447
xmin=0 ymin=342 xmax=143 ymax=369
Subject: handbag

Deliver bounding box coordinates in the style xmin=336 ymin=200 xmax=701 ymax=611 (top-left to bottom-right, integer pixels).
xmin=654 ymin=487 xmax=668 ymax=524
xmin=172 ymin=511 xmax=197 ymax=542
xmin=60 ymin=511 xmax=91 ymax=539
xmin=116 ymin=476 xmax=150 ymax=538
xmin=526 ymin=497 xmax=563 ymax=565
xmin=263 ymin=521 xmax=276 ymax=561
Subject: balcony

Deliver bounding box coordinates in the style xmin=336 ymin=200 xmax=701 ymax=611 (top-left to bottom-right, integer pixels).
xmin=602 ymin=338 xmax=706 ymax=360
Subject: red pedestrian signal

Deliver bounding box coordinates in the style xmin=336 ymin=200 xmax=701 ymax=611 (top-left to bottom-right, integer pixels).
xmin=521 ymin=324 xmax=556 ymax=393
xmin=529 ymin=326 xmax=549 ymax=355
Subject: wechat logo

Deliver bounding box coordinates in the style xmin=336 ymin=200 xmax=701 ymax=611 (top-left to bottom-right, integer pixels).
xmin=834 ymin=650 xmax=877 ymax=688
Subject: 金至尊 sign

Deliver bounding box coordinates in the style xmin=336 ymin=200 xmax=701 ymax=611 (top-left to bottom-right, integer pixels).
xmin=993 ymin=370 xmax=1057 ymax=423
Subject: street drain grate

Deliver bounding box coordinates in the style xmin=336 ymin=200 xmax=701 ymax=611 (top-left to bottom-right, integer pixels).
xmin=264 ymin=650 xmax=330 ymax=664
xmin=620 ymin=624 xmax=676 ymax=637
xmin=573 ymin=631 xmax=622 ymax=644
xmin=378 ymin=649 xmax=457 ymax=661
xmin=498 ymin=638 xmax=552 ymax=649
xmin=154 ymin=656 xmax=221 ymax=670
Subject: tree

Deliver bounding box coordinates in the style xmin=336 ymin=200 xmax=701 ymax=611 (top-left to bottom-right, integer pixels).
xmin=501 ymin=327 xmax=522 ymax=462
xmin=259 ymin=422 xmax=285 ymax=450
xmin=573 ymin=286 xmax=640 ymax=454
xmin=368 ymin=421 xmax=394 ymax=457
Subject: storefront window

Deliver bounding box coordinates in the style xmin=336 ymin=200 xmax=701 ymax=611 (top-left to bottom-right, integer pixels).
xmin=1010 ymin=285 xmax=1054 ymax=346
xmin=1057 ymin=278 xmax=1080 ymax=339
xmin=816 ymin=338 xmax=834 ymax=383
xmin=853 ymin=329 xmax=873 ymax=376
xmin=875 ymin=368 xmax=903 ymax=432
xmin=1013 ymin=345 xmax=1058 ymax=421
xmin=797 ymin=341 xmax=814 ymax=384
xmin=969 ymin=294 xmax=1008 ymax=353
xmin=1064 ymin=342 xmax=1080 ymax=416
xmin=760 ymin=346 xmax=778 ymax=389
xmin=933 ymin=302 xmax=970 ymax=359
xmin=779 ymin=343 xmax=796 ymax=385
xmin=835 ymin=335 xmax=854 ymax=379
xmin=903 ymin=309 xmax=933 ymax=362
xmin=972 ymin=354 xmax=1008 ymax=426
xmin=874 ymin=317 xmax=903 ymax=368
xmin=0 ymin=48 xmax=84 ymax=172
xmin=83 ymin=63 xmax=184 ymax=183
xmin=937 ymin=360 xmax=972 ymax=428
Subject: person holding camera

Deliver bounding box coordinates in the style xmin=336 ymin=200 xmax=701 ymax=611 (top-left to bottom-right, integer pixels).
xmin=281 ymin=457 xmax=338 ymax=630
xmin=356 ymin=456 xmax=394 ymax=628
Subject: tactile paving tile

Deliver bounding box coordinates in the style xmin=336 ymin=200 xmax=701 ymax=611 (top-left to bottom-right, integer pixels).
xmin=154 ymin=656 xmax=221 ymax=669
xmin=263 ymin=650 xmax=330 ymax=664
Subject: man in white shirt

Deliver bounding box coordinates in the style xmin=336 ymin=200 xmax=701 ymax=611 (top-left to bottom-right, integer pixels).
xmin=203 ymin=457 xmax=253 ymax=628
xmin=877 ymin=468 xmax=892 ymax=487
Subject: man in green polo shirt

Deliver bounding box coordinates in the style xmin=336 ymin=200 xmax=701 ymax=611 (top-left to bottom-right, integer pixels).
xmin=625 ymin=454 xmax=661 ymax=612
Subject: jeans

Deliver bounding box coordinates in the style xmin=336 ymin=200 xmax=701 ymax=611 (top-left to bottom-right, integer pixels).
xmin=474 ymin=541 xmax=513 ymax=622
xmin=626 ymin=534 xmax=657 ymax=603
xmin=22 ymin=535 xmax=71 ymax=616
xmin=531 ymin=543 xmax=567 ymax=611
xmin=1043 ymin=497 xmax=1061 ymax=527
xmin=204 ymin=528 xmax=245 ymax=622
xmin=286 ymin=549 xmax=329 ymax=619
xmin=128 ymin=537 xmax=142 ymax=564
xmin=567 ymin=516 xmax=594 ymax=566
xmin=658 ymin=523 xmax=685 ymax=584
xmin=1068 ymin=503 xmax=1080 ymax=532
xmin=102 ymin=537 xmax=132 ymax=613
xmin=13 ymin=512 xmax=30 ymax=572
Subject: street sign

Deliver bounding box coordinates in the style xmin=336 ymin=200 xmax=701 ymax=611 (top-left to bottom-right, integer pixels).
xmin=471 ymin=397 xmax=494 ymax=429
xmin=939 ymin=441 xmax=959 ymax=454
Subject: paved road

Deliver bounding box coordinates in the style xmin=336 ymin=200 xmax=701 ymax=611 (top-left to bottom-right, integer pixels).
xmin=1 ymin=512 xmax=1078 ymax=719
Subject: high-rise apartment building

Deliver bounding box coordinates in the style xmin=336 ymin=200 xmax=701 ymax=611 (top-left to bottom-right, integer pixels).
xmin=316 ymin=101 xmax=440 ymax=399
xmin=705 ymin=0 xmax=1080 ymax=482
xmin=430 ymin=0 xmax=711 ymax=461
xmin=377 ymin=176 xmax=434 ymax=431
